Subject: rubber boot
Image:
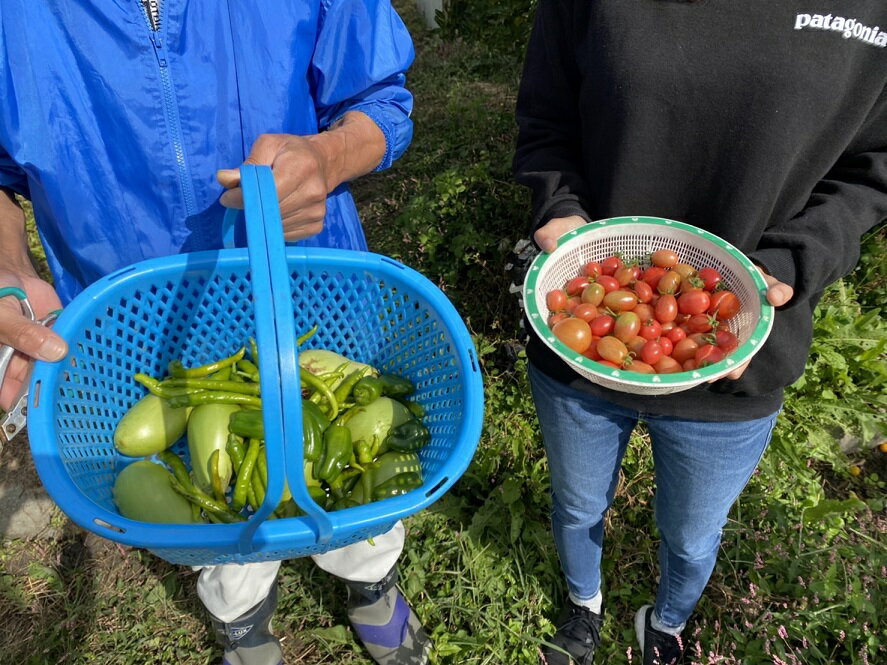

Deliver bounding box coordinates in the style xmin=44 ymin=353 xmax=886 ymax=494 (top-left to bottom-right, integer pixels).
xmin=344 ymin=565 xmax=431 ymax=665
xmin=209 ymin=581 xmax=284 ymax=665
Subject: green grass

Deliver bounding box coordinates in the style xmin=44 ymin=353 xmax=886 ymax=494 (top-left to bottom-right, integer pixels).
xmin=1 ymin=2 xmax=885 ymax=664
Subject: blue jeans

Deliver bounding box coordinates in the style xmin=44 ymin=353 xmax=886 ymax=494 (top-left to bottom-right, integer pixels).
xmin=528 ymin=363 xmax=778 ymax=628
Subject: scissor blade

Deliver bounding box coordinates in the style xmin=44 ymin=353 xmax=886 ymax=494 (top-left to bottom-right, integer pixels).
xmin=0 ymin=391 xmax=29 ymax=444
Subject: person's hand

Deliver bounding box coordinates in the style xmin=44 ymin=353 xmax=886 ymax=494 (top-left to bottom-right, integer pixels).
xmin=0 ymin=270 xmax=66 ymax=410
xmin=217 ymin=134 xmax=331 ymax=242
xmin=715 ymin=269 xmax=794 ymax=381
xmin=533 ymin=215 xmax=587 ymax=253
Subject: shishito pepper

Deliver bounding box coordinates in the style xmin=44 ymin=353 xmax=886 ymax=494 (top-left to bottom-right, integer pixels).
xmin=384 ymin=419 xmax=431 ymax=452
xmin=168 ymin=347 xmax=246 ymax=379
xmin=317 ymin=423 xmax=352 ymax=483
xmin=377 ymin=373 xmax=415 ymax=398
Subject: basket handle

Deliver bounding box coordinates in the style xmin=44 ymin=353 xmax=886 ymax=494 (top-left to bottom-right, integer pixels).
xmin=231 ymin=165 xmax=334 ymax=554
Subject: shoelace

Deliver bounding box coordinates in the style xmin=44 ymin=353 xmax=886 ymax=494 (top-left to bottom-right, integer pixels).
xmin=560 ymin=606 xmax=602 ymax=647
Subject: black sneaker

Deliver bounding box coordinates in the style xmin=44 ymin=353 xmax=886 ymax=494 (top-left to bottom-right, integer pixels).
xmin=634 ymin=606 xmax=685 ymax=665
xmin=539 ymin=598 xmax=602 ymax=665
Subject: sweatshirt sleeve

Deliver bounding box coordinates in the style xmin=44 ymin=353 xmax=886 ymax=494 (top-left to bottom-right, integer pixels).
xmin=749 ymin=92 xmax=887 ymax=303
xmin=512 ymin=0 xmax=592 ymax=235
xmin=311 ymin=0 xmax=415 ymax=172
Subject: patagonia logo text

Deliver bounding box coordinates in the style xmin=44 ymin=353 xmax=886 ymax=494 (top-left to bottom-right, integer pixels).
xmin=794 ymin=14 xmax=887 ymax=48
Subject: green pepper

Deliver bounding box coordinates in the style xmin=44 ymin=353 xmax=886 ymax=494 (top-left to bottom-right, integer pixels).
xmin=157 ymin=451 xmax=205 ymax=523
xmin=353 ymin=451 xmax=422 ymax=505
xmin=301 ymin=400 xmax=328 ymax=462
xmin=333 ymin=367 xmax=371 ymax=406
xmin=352 ymin=376 xmax=384 ymax=406
xmin=378 ymin=373 xmax=415 ymax=398
xmin=161 ymin=378 xmax=261 ymax=396
xmin=133 ymin=374 xmax=206 ymax=400
xmin=384 ymin=419 xmax=431 ymax=452
xmin=296 ymin=324 xmax=319 ymax=347
xmin=330 ymin=497 xmax=361 ymax=512
xmin=300 ymin=370 xmax=339 ymax=420
xmin=317 ymin=423 xmax=351 ymax=483
xmin=168 ymin=347 xmax=246 ymax=379
xmin=236 ymin=359 xmax=260 ymax=382
xmin=372 ymin=472 xmax=423 ymax=501
xmin=399 ymin=399 xmax=425 ymax=420
xmin=232 ymin=438 xmax=260 ymax=512
xmin=229 ymin=409 xmax=264 ymax=440
xmin=307 ymin=485 xmax=328 ymax=505
xmin=168 ymin=391 xmax=262 ymax=409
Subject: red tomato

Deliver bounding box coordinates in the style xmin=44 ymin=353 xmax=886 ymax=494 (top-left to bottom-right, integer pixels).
xmin=597 ymin=336 xmax=629 ymax=364
xmin=553 ymin=317 xmax=593 ymax=353
xmin=633 ymin=280 xmax=654 ymax=304
xmin=573 ymin=303 xmax=599 ymax=322
xmin=650 ymin=249 xmax=678 ymax=268
xmin=625 ymin=335 xmax=647 ymax=357
xmin=548 ymin=312 xmax=569 ymax=327
xmin=633 ymin=303 xmax=655 ymax=324
xmin=565 ymin=276 xmax=590 ymax=297
xmin=642 ymin=266 xmax=667 ymax=290
xmin=640 ymin=339 xmax=664 ymax=365
xmin=581 ymin=283 xmax=606 ymax=306
xmin=590 ymin=314 xmax=615 ymax=337
xmin=672 ymin=338 xmax=700 ymax=363
xmin=678 ymin=290 xmax=711 ymax=316
xmin=686 ymin=313 xmax=714 ymax=333
xmin=546 ymin=289 xmax=567 ymax=312
xmin=583 ymin=261 xmax=603 ymax=278
xmin=654 ymin=355 xmax=683 ymax=374
xmin=715 ymin=329 xmax=740 ymax=353
xmin=698 ymin=267 xmax=722 ymax=291
xmin=695 ymin=344 xmax=726 ymax=367
xmin=665 ymin=326 xmax=686 ymax=343
xmin=613 ymin=265 xmax=636 ymax=286
xmin=595 ymin=275 xmax=621 ymax=293
xmin=625 ymin=359 xmax=656 ymax=374
xmin=603 ymin=290 xmax=639 ymax=312
xmin=708 ymin=291 xmax=741 ymax=320
xmin=658 ymin=336 xmax=673 ymax=356
xmin=659 ymin=320 xmax=676 ymax=333
xmin=654 ymin=294 xmax=678 ymax=323
xmin=595 ymin=360 xmax=621 ymax=369
xmin=657 ymin=270 xmax=682 ymax=295
xmin=688 ymin=332 xmax=712 ymax=346
xmin=682 ymin=358 xmax=699 ymax=371
xmin=601 ymin=256 xmax=624 ymax=276
xmin=614 ymin=312 xmax=641 ymax=343
xmin=639 ymin=318 xmax=662 ymax=341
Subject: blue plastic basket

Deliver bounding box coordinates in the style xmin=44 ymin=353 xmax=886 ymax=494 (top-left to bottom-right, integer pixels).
xmin=27 ymin=166 xmax=484 ymax=566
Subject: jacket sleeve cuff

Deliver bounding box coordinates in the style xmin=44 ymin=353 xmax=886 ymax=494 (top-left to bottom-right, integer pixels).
xmin=747 ymin=247 xmax=798 ymax=289
xmin=334 ymin=103 xmax=413 ymax=172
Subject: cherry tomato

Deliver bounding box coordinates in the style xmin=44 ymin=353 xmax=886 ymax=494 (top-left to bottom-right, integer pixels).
xmin=546 ymin=289 xmax=567 ymax=312
xmin=582 ymin=336 xmax=603 ymax=361
xmin=590 ymin=314 xmax=615 ymax=337
xmin=548 ymin=312 xmax=569 ymax=327
xmin=654 ymin=356 xmax=683 ymax=374
xmin=624 ymin=359 xmax=656 ymax=374
xmin=565 ymin=276 xmax=591 ymax=297
xmin=642 ymin=266 xmax=667 ymax=290
xmin=595 ymin=360 xmax=621 ymax=369
xmin=553 ymin=317 xmax=593 ymax=353
xmin=601 ymin=255 xmax=624 ymax=276
xmin=715 ymin=329 xmax=740 ymax=353
xmin=673 ymin=263 xmax=697 ymax=283
xmin=581 ymin=283 xmax=606 ymax=306
xmin=695 ymin=344 xmax=726 ymax=367
xmin=633 ymin=280 xmax=654 ymax=304
xmin=698 ymin=267 xmax=722 ymax=291
xmin=672 ymin=338 xmax=700 ymax=363
xmin=595 ymin=275 xmax=621 ymax=293
xmin=650 ymin=249 xmax=678 ymax=268
xmin=665 ymin=326 xmax=686 ymax=343
xmin=708 ymin=291 xmax=740 ymax=320
xmin=686 ymin=313 xmax=714 ymax=333
xmin=640 ymin=339 xmax=664 ymax=365
xmin=603 ymin=290 xmax=639 ymax=312
xmin=639 ymin=318 xmax=662 ymax=341
xmin=614 ymin=312 xmax=641 ymax=343
xmin=682 ymin=358 xmax=699 ymax=371
xmin=573 ymin=303 xmax=599 ymax=322
xmin=597 ymin=336 xmax=628 ymax=364
xmin=633 ymin=303 xmax=655 ymax=324
xmin=657 ymin=270 xmax=682 ymax=295
xmin=625 ymin=335 xmax=647 ymax=357
xmin=566 ymin=296 xmax=582 ymax=314
xmin=659 ymin=320 xmax=676 ymax=333
xmin=583 ymin=261 xmax=603 ymax=278
xmin=654 ymin=294 xmax=678 ymax=323
xmin=678 ymin=290 xmax=711 ymax=316
xmin=613 ymin=265 xmax=636 ymax=286
xmin=658 ymin=336 xmax=673 ymax=356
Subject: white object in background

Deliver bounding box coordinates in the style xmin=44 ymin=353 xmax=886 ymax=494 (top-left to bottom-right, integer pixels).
xmin=416 ymin=0 xmax=443 ymax=28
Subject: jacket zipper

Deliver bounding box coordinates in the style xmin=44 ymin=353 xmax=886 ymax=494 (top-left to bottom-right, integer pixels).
xmin=138 ymin=1 xmax=198 ymax=218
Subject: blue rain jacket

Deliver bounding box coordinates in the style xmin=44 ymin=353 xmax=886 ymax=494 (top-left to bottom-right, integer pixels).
xmin=0 ymin=0 xmax=414 ymax=304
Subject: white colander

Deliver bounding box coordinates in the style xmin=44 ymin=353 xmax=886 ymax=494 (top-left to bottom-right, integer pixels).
xmin=522 ymin=216 xmax=774 ymax=395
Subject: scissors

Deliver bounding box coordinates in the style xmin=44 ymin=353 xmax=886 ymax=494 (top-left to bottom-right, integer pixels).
xmin=0 ymin=287 xmax=61 ymax=452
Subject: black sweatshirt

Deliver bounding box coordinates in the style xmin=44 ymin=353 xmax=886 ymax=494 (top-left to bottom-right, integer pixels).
xmin=513 ymin=0 xmax=887 ymax=421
